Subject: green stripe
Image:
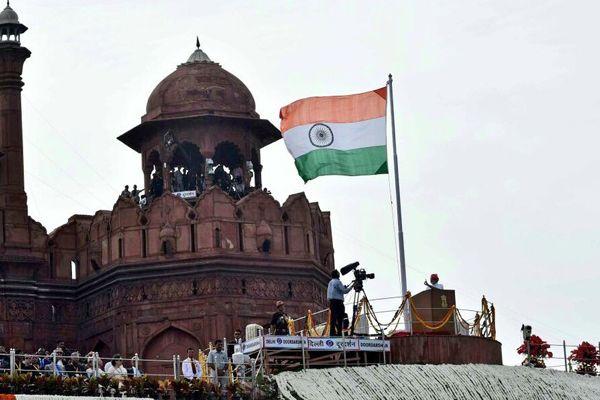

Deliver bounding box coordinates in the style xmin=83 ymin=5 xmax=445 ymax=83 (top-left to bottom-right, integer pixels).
xmin=294 ymin=145 xmax=388 ymax=182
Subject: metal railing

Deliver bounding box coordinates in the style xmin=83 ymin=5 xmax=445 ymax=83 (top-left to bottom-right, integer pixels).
xmin=520 ymin=340 xmax=600 ymax=373
xmin=291 ymin=304 xmax=487 ymax=339
xmin=0 ymin=349 xmax=255 ymax=382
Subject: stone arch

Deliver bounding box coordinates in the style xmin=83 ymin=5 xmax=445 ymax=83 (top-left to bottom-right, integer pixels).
xmin=282 ymin=193 xmax=312 ymax=225
xmin=144 ymin=150 xmax=163 ymax=196
xmin=212 ymin=141 xmax=245 ymax=197
xmin=142 ymin=326 xmax=201 ymax=376
xmin=169 ymin=141 xmax=205 ymax=192
xmin=147 ymin=149 xmax=162 ymax=169
xmin=251 ymin=148 xmax=262 ymax=188
xmin=237 ymin=189 xmax=282 ymax=223
xmin=92 ymin=339 xmax=112 ymax=358
xmin=213 ymin=141 xmax=243 ymax=169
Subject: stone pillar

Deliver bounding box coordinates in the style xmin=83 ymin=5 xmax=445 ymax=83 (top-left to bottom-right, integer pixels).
xmin=142 ymin=164 xmax=152 ymax=193
xmin=0 ymin=43 xmax=30 ymax=250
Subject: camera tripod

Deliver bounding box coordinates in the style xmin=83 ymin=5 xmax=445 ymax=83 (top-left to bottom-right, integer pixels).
xmin=349 ymin=285 xmax=384 ymax=338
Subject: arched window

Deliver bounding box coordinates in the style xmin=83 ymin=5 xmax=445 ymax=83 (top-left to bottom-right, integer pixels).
xmin=284 ymin=226 xmax=290 ymax=255
xmin=213 ymin=141 xmax=245 ymax=197
xmin=190 ymin=224 xmax=196 ymax=252
xmin=70 ymin=260 xmax=78 ymax=280
xmin=141 ymin=229 xmax=148 ymax=258
xmin=118 ymin=238 xmax=124 ymax=259
xmin=238 ymin=223 xmax=244 ymax=251
xmin=49 ymin=251 xmax=55 ymax=278
xmin=261 ymin=239 xmax=271 ymax=253
xmin=161 ymin=240 xmax=173 ymax=256
xmin=214 ymin=228 xmax=221 ymax=248
xmin=169 ymin=142 xmax=205 ymax=193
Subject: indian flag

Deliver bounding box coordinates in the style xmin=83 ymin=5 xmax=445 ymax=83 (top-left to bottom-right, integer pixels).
xmin=279 ymin=87 xmax=388 ymax=182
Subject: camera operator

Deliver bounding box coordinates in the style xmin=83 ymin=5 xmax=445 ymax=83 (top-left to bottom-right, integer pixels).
xmin=327 ymin=270 xmax=354 ymax=336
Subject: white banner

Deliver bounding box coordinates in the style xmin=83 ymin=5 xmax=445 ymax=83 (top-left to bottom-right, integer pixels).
xmin=358 ymin=339 xmax=390 ymax=352
xmin=307 ymin=337 xmax=360 ymax=351
xmin=241 ymin=337 xmax=263 ymax=354
xmin=263 ymin=335 xmax=308 ymax=349
xmin=244 ymin=335 xmax=389 ymax=353
xmin=173 ymin=190 xmax=197 ymax=199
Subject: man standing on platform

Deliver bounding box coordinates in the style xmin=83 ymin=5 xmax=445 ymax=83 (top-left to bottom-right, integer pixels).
xmin=182 ymin=347 xmax=202 ymax=380
xmin=207 ymin=340 xmax=228 ymax=388
xmin=424 ymin=274 xmax=444 ymax=290
xmin=227 ymin=329 xmax=244 ymax=356
xmin=270 ymin=301 xmax=290 ymax=335
xmin=327 ymin=270 xmax=354 ymax=337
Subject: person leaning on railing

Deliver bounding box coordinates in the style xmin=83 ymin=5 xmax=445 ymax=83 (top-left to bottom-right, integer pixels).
xmin=0 ymin=346 xmax=9 ymax=371
xmin=51 ymin=348 xmax=66 ymax=376
xmin=182 ymin=347 xmax=202 ymax=380
xmin=64 ymin=351 xmax=86 ymax=376
xmin=18 ymin=355 xmax=40 ymax=376
xmin=207 ymin=340 xmax=228 ymax=388
xmin=104 ymin=353 xmax=121 ymax=373
xmin=125 ymin=357 xmax=142 ymax=377
xmin=107 ymin=355 xmax=128 ymax=379
xmin=85 ymin=360 xmax=103 ymax=378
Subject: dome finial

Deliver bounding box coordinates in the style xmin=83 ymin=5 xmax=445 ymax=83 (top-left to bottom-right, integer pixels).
xmin=186 ymin=37 xmax=211 ymax=63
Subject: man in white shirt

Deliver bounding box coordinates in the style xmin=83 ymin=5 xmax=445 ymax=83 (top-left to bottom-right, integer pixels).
xmin=107 ymin=356 xmax=128 ymax=379
xmin=104 ymin=353 xmax=119 ymax=373
xmin=327 ymin=270 xmax=354 ymax=336
xmin=182 ymin=347 xmax=202 ymax=380
xmin=424 ymin=274 xmax=444 ymax=290
xmin=207 ymin=340 xmax=228 ymax=388
xmin=227 ymin=329 xmax=244 ymax=356
xmin=52 ymin=348 xmax=66 ymax=376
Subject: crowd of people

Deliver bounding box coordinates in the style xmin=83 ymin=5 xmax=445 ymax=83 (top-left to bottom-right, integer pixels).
xmin=0 ymin=342 xmax=141 ymax=379
xmin=118 ymin=161 xmax=256 ymax=207
xmin=0 ymin=329 xmax=242 ymax=385
xmin=0 ymin=330 xmax=249 ymax=388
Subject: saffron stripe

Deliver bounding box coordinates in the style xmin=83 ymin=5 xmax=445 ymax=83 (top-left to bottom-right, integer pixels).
xmin=280 ymin=87 xmax=387 ymax=133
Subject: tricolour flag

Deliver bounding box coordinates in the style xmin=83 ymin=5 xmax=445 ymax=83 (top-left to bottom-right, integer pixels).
xmin=279 ymin=87 xmax=388 ymax=182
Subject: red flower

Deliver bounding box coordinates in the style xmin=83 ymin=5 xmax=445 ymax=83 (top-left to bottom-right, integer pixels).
xmin=517 ymin=335 xmax=552 ymax=358
xmin=569 ymin=341 xmax=599 ymax=376
xmin=516 ymin=335 xmax=552 ymax=368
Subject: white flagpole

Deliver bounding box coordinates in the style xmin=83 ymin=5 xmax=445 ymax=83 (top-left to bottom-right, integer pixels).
xmin=387 ymin=74 xmax=408 ymax=298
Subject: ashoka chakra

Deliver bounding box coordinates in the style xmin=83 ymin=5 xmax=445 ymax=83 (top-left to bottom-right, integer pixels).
xmin=308 ymin=123 xmax=334 ymax=148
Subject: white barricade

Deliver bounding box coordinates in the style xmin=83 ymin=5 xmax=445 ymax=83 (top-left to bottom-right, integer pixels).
xmin=241 ymin=335 xmax=390 ymax=353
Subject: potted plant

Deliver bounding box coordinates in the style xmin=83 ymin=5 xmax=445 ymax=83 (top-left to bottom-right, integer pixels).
xmin=517 ymin=334 xmax=552 ymax=368
xmin=569 ymin=341 xmax=599 ymax=376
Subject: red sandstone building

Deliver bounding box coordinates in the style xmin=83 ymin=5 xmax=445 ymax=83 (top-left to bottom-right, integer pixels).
xmin=0 ymin=4 xmax=334 ymax=369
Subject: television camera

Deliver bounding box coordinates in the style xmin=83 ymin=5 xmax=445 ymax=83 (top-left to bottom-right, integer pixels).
xmin=339 ymin=261 xmax=377 ymax=335
xmin=340 ymin=261 xmax=375 ymax=292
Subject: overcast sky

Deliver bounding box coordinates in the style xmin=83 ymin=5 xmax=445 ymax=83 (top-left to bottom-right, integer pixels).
xmin=15 ymin=0 xmax=599 ymax=366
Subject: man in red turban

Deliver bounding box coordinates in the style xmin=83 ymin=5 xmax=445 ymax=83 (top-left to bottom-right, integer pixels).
xmin=424 ymin=274 xmax=444 ymax=290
